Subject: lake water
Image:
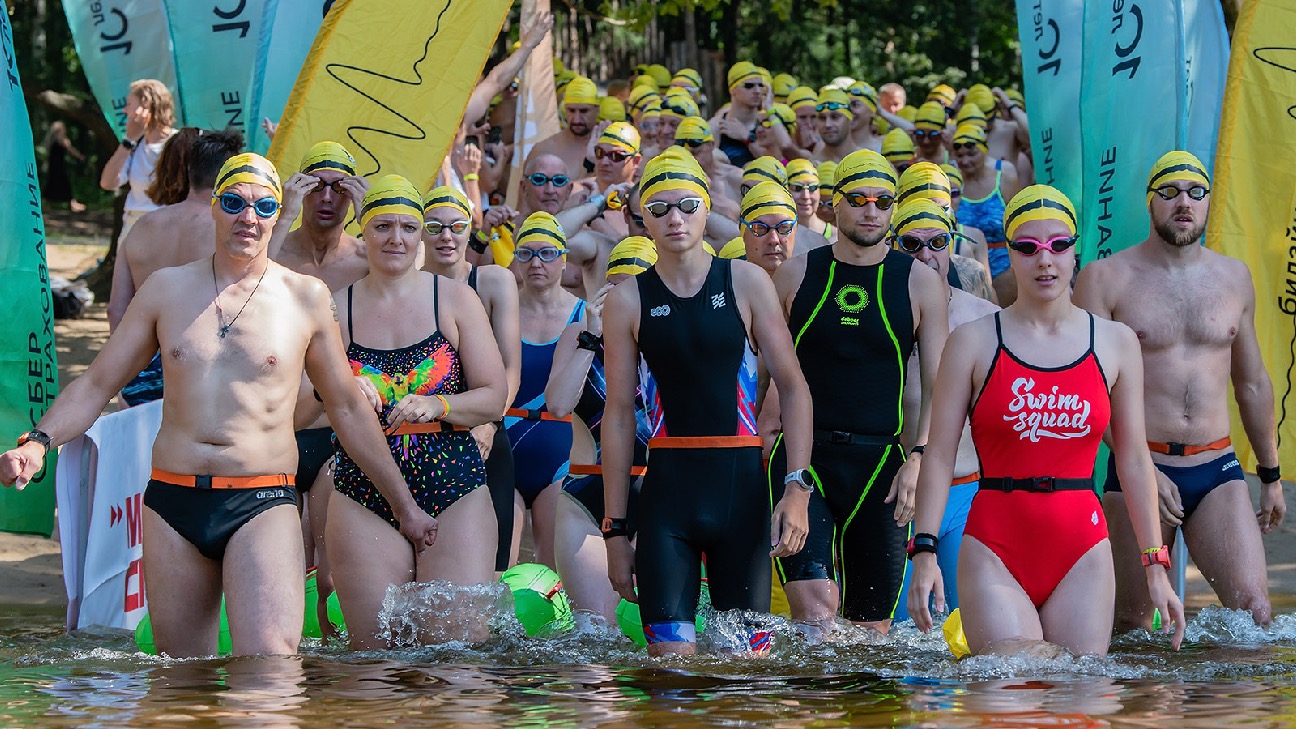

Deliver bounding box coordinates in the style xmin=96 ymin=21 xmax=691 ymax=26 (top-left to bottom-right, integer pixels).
xmin=3 ymin=602 xmax=1296 ymax=728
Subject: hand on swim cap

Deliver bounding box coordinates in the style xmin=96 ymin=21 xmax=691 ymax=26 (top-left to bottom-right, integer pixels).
xmin=301 ymin=141 xmax=356 ymax=176
xmin=360 ymin=174 xmax=422 ymax=229
xmin=214 ymin=153 xmax=283 ymax=202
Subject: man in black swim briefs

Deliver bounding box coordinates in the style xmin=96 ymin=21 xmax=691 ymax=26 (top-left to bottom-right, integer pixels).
xmin=1 ymin=153 xmax=428 ymax=658
xmin=1074 ymin=150 xmax=1283 ymax=628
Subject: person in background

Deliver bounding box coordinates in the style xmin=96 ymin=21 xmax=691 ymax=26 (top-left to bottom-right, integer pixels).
xmin=99 ymin=79 xmax=177 ymax=242
xmin=43 ymin=120 xmax=86 ymax=212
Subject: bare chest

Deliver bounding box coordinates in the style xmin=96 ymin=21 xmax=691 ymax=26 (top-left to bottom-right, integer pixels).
xmin=1112 ymin=272 xmax=1241 ymax=351
xmin=158 ymin=292 xmax=310 ymax=385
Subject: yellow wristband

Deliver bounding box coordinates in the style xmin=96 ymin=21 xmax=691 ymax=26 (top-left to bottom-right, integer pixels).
xmin=434 ymin=394 xmax=451 ymax=420
xmin=463 ymin=173 xmax=480 ymax=182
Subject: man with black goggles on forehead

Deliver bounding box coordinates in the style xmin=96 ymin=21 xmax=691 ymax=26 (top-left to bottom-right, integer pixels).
xmin=1074 ymin=150 xmax=1283 ymax=633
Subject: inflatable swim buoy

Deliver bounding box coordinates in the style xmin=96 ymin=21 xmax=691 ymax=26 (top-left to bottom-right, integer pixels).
xmin=943 ymin=608 xmax=970 ymax=659
xmin=302 ymin=569 xmax=347 ymax=639
xmin=615 ymin=580 xmax=710 ymax=648
xmin=499 ymin=563 xmax=574 ymax=636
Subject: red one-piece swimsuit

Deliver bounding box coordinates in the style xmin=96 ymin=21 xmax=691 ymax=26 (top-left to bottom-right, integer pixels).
xmin=964 ymin=312 xmax=1112 ymax=607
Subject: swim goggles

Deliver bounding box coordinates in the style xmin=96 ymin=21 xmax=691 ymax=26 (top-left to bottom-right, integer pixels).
xmin=217 ymin=192 xmax=280 ymax=218
xmin=1148 ymin=185 xmax=1209 ymax=201
xmin=423 ymin=219 xmax=471 ymax=236
xmin=742 ymin=218 xmax=796 ymax=237
xmin=513 ymin=246 xmax=567 ymax=263
xmin=1008 ymin=234 xmax=1079 ymax=255
xmin=897 ymin=232 xmax=951 ymax=253
xmin=840 ymin=192 xmax=896 ymax=210
xmin=527 ymin=173 xmax=570 ymax=188
xmin=643 ymin=197 xmax=705 ymax=218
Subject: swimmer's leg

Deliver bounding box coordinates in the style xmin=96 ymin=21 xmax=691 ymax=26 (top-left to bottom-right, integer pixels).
xmin=415 ymin=486 xmax=498 ymax=643
xmin=1038 ymin=539 xmax=1116 ymax=656
xmin=509 ymin=490 xmax=525 ymax=568
xmin=528 ymin=480 xmax=564 ymax=570
xmin=307 ymin=468 xmax=335 ymax=638
xmin=326 ymin=492 xmax=415 ymax=650
xmin=223 ymin=503 xmax=306 ymax=656
xmin=1183 ymin=478 xmax=1272 ymax=626
xmin=553 ymin=492 xmax=620 ymax=623
xmin=956 ymin=536 xmax=1046 ymax=657
xmin=142 ymin=506 xmax=223 ymax=658
xmin=1103 ymin=491 xmax=1176 ymax=632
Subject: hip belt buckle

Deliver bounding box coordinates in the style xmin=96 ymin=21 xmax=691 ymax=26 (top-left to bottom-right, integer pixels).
xmin=195 ymin=475 xmax=214 ymax=490
xmin=1164 ymin=442 xmax=1188 ymax=457
xmin=1028 ymin=476 xmax=1056 ymax=493
xmin=829 ymin=431 xmax=852 ymax=445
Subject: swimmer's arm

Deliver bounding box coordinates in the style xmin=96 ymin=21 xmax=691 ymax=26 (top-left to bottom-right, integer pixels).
xmin=741 ymin=263 xmax=811 ymax=474
xmin=912 ymin=323 xmax=977 ymax=536
xmin=998 ymin=161 xmax=1022 ymax=203
xmin=438 ymin=285 xmax=508 ymax=427
xmin=484 ymin=268 xmax=523 ymax=411
xmin=545 ymin=323 xmax=594 ymax=418
xmin=770 ymin=254 xmax=806 ymax=319
xmin=876 ymin=107 xmax=915 ymax=132
xmin=460 ymin=10 xmax=552 ymax=129
xmin=1230 ymin=270 xmax=1281 ymax=477
xmin=1072 ymin=260 xmax=1115 ymax=320
xmin=704 ymin=211 xmax=741 ymax=244
xmin=106 ymin=232 xmax=136 ymax=331
xmin=600 ymin=281 xmax=640 ymax=522
xmin=911 ymin=264 xmax=950 ymax=449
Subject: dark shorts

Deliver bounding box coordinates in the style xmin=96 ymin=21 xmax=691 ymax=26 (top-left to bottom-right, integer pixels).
xmin=562 ymin=470 xmax=642 ymax=538
xmin=768 ymin=434 xmax=909 ymax=622
xmin=1105 ymin=450 xmax=1244 ymax=519
xmin=294 ymin=427 xmax=334 ymax=494
xmin=143 ymin=478 xmax=299 ymax=561
xmin=485 ymin=423 xmax=515 ymax=572
xmin=121 ymin=352 xmax=164 ymax=406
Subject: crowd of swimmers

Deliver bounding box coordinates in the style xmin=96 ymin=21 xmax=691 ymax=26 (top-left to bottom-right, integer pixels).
xmin=2 ymin=15 xmax=1283 ymax=660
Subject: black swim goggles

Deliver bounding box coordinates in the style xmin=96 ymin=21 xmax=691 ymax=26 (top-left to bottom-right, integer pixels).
xmin=642 ymin=197 xmax=705 ymax=218
xmin=217 ymin=192 xmax=280 ymax=218
xmin=1148 ymin=184 xmax=1209 ymax=201
xmin=897 ymin=232 xmax=952 ymax=253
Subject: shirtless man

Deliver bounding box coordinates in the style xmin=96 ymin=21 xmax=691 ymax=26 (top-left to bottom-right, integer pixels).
xmin=847 ymin=82 xmax=885 ymax=153
xmin=814 ymin=89 xmax=860 ymax=164
xmin=973 ymin=85 xmax=1032 ymax=188
xmin=479 ymin=153 xmax=574 ymax=267
xmin=674 ymin=117 xmax=743 ymax=221
xmin=108 ymin=130 xmax=242 ymax=406
xmin=1074 ymin=151 xmax=1283 ymax=627
xmin=0 ymin=154 xmax=431 ymax=657
xmin=891 ymin=198 xmax=999 ymax=619
xmin=528 ymin=76 xmax=600 ymax=182
xmin=269 ymin=141 xmax=369 ymax=291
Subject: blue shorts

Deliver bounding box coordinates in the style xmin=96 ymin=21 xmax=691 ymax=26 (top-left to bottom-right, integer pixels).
xmin=1104 ymin=450 xmax=1244 ymax=519
xmin=895 ymin=479 xmax=978 ymax=621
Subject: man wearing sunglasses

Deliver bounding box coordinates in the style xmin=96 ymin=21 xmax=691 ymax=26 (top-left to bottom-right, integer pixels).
xmin=714 ymin=61 xmax=768 ymax=168
xmin=888 ymin=198 xmax=999 ymax=623
xmin=529 ymin=75 xmax=601 ymax=184
xmin=478 ymin=154 xmax=575 ymax=267
xmin=1 ymin=154 xmax=428 ymax=658
xmin=1073 ymin=150 xmax=1283 ymax=630
xmin=601 ymin=149 xmax=814 ymax=657
xmin=910 ymin=102 xmax=949 ymax=167
xmin=813 ymin=88 xmax=861 ymax=164
xmin=769 ymin=149 xmax=948 ymax=632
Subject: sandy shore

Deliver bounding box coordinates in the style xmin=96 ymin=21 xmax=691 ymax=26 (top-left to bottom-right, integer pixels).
xmin=3 ymin=240 xmax=1294 ymax=613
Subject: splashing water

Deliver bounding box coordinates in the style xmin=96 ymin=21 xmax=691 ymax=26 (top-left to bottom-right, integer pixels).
xmin=378 ymin=581 xmax=515 ymax=648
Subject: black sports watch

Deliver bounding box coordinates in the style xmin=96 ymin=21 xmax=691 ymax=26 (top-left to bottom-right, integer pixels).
xmin=576 ymin=330 xmax=602 ymax=352
xmin=16 ymin=429 xmax=52 ymax=456
xmin=120 ymin=137 xmax=137 ymax=151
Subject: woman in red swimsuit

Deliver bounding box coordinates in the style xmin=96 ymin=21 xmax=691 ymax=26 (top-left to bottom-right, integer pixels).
xmin=906 ymin=185 xmax=1184 ymax=656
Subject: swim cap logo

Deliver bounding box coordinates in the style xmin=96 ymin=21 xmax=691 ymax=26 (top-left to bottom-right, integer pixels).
xmin=1004 ymin=377 xmax=1092 ymax=442
xmin=835 ymin=285 xmax=869 ymax=313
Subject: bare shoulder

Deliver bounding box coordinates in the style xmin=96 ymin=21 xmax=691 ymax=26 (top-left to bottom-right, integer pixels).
xmin=947 ymin=312 xmax=999 ymax=361
xmin=732 ymin=258 xmax=776 ymax=292
xmin=1092 ymin=312 xmax=1139 ymax=350
xmin=280 ymin=262 xmax=334 ymax=307
xmin=951 ymin=288 xmax=1000 ymax=326
xmin=477 ymin=263 xmax=518 ymax=293
xmin=1205 ymin=247 xmax=1254 ymax=286
xmin=606 ymin=273 xmax=641 ymax=309
xmin=435 ymin=273 xmax=482 ymax=310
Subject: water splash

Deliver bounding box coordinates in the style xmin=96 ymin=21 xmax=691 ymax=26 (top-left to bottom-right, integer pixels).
xmin=1185 ymin=605 xmax=1296 ymax=644
xmin=378 ymin=580 xmax=514 ymax=648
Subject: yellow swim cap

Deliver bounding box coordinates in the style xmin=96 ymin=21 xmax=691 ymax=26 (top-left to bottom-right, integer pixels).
xmin=874 ymin=116 xmax=892 ymax=135
xmin=817 ymin=160 xmax=838 ymax=189
xmin=671 ymin=68 xmax=703 ymax=91
xmin=1006 ymin=88 xmax=1025 ymax=108
xmin=641 ymin=101 xmax=662 ymax=120
xmin=742 ymin=156 xmax=788 ymax=189
xmin=893 ymin=197 xmax=954 ymax=237
xmin=645 ymin=64 xmax=671 ymax=91
xmin=599 ymin=96 xmax=627 ymax=122
xmin=965 ymin=84 xmax=996 ymax=116
xmin=422 ymin=185 xmax=471 ymax=217
xmin=516 ymin=211 xmax=567 ymax=250
xmin=833 ymin=149 xmax=896 ymax=204
xmin=660 ymin=94 xmax=700 ymax=120
xmin=717 ymin=237 xmax=747 ymax=260
xmin=882 ymin=128 xmax=915 ymax=163
xmin=607 ymin=236 xmax=658 ymax=277
xmin=639 ymin=149 xmax=711 ymax=209
xmin=928 ymin=84 xmax=957 ymax=107
xmin=897 ymin=105 xmax=918 ymax=123
xmin=213 ymin=153 xmax=282 ymax=202
xmin=741 ymin=180 xmax=796 ymax=221
xmin=360 ymin=174 xmax=422 ymax=228
xmin=914 ymin=101 xmax=948 ymax=132
xmin=943 ymin=608 xmax=971 ymax=660
xmin=555 ymin=69 xmax=578 ymax=92
xmin=764 ymin=104 xmax=795 ymax=129
xmin=597 ymin=121 xmax=641 ymax=155
xmin=816 ymin=88 xmax=854 ymax=119
xmin=955 ymin=102 xmax=987 ymax=128
xmin=563 ymin=76 xmax=598 ymax=107
xmin=848 ymin=81 xmax=879 ymax=113
xmin=728 ymin=61 xmax=763 ymax=90
xmin=897 ymin=162 xmax=952 ymax=206
xmin=773 ymin=73 xmax=799 ymax=100
xmin=952 ymin=123 xmax=987 ymax=150
xmin=940 ymin=162 xmax=964 ymax=188
xmin=300 ymin=141 xmax=356 ymax=176
xmin=785 ymin=158 xmax=819 ymax=186
xmin=628 ymin=85 xmax=659 ymax=113
xmin=1146 ymin=150 xmax=1210 ymax=204
xmin=1003 ymin=185 xmax=1079 ymax=241
xmin=787 ymin=86 xmax=818 ymax=111
xmin=553 ymin=58 xmax=566 ymax=74
xmin=674 ymin=116 xmax=713 ymax=145
xmin=633 ymin=73 xmax=658 ymax=90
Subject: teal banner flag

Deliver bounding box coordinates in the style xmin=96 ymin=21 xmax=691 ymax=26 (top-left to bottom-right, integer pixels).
xmin=63 ymin=0 xmax=177 ymax=136
xmin=245 ymin=0 xmax=328 ymax=155
xmin=164 ymin=0 xmax=268 ymax=131
xmin=1014 ymin=0 xmax=1084 ymax=209
xmin=0 ymin=3 xmax=59 ymax=536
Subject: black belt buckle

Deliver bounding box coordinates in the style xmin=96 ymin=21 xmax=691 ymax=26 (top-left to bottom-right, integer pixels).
xmin=194 ymin=475 xmax=213 ymax=489
xmin=829 ymin=431 xmax=852 ymax=445
xmin=1029 ymin=476 xmax=1056 ymax=493
xmin=526 ymin=408 xmax=543 ymax=421
xmin=1166 ymin=442 xmax=1187 ymax=457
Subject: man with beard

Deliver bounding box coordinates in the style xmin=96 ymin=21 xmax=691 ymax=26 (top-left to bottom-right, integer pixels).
xmin=813 ymin=88 xmax=860 ymax=163
xmin=1074 ymin=150 xmax=1283 ymax=628
xmin=769 ymin=150 xmax=948 ymax=632
xmin=530 ymin=76 xmax=601 ymax=181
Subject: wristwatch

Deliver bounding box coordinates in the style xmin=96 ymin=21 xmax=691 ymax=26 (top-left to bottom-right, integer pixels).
xmin=600 ymin=517 xmax=629 ymax=539
xmin=120 ymin=137 xmax=137 ymax=151
xmin=469 ymin=230 xmax=490 ymax=254
xmin=909 ymin=444 xmax=926 ymax=456
xmin=906 ymin=532 xmax=939 ymax=559
xmin=588 ymin=193 xmax=607 ymax=212
xmin=16 ymin=429 xmax=52 ymax=456
xmin=1258 ymin=465 xmax=1281 ymax=485
xmin=1141 ymin=545 xmax=1171 ymax=569
xmin=784 ymin=469 xmax=814 ymax=492
xmin=576 ymin=330 xmax=602 ymax=352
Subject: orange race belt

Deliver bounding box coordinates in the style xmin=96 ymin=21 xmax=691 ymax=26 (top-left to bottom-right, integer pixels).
xmin=648 ymin=436 xmax=763 ymax=449
xmin=952 ymin=471 xmax=980 ymax=487
xmin=386 ymin=421 xmax=472 ymax=436
xmin=568 ymin=464 xmax=648 ymax=477
xmin=151 ymin=468 xmax=295 ymax=490
xmin=506 ymin=408 xmax=572 ymax=423
xmin=1147 ymin=436 xmax=1230 ymax=457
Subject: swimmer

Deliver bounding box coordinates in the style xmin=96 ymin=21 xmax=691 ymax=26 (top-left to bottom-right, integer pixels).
xmin=786 ymin=159 xmax=835 ymax=247
xmin=951 ymin=123 xmax=1022 ymax=304
xmin=814 ymin=88 xmax=860 ymax=163
xmin=529 ymin=76 xmax=601 ymax=183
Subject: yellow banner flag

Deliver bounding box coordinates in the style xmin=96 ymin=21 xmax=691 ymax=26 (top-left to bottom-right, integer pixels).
xmin=1205 ymin=0 xmax=1296 ymax=474
xmin=269 ymin=0 xmax=510 ymax=193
